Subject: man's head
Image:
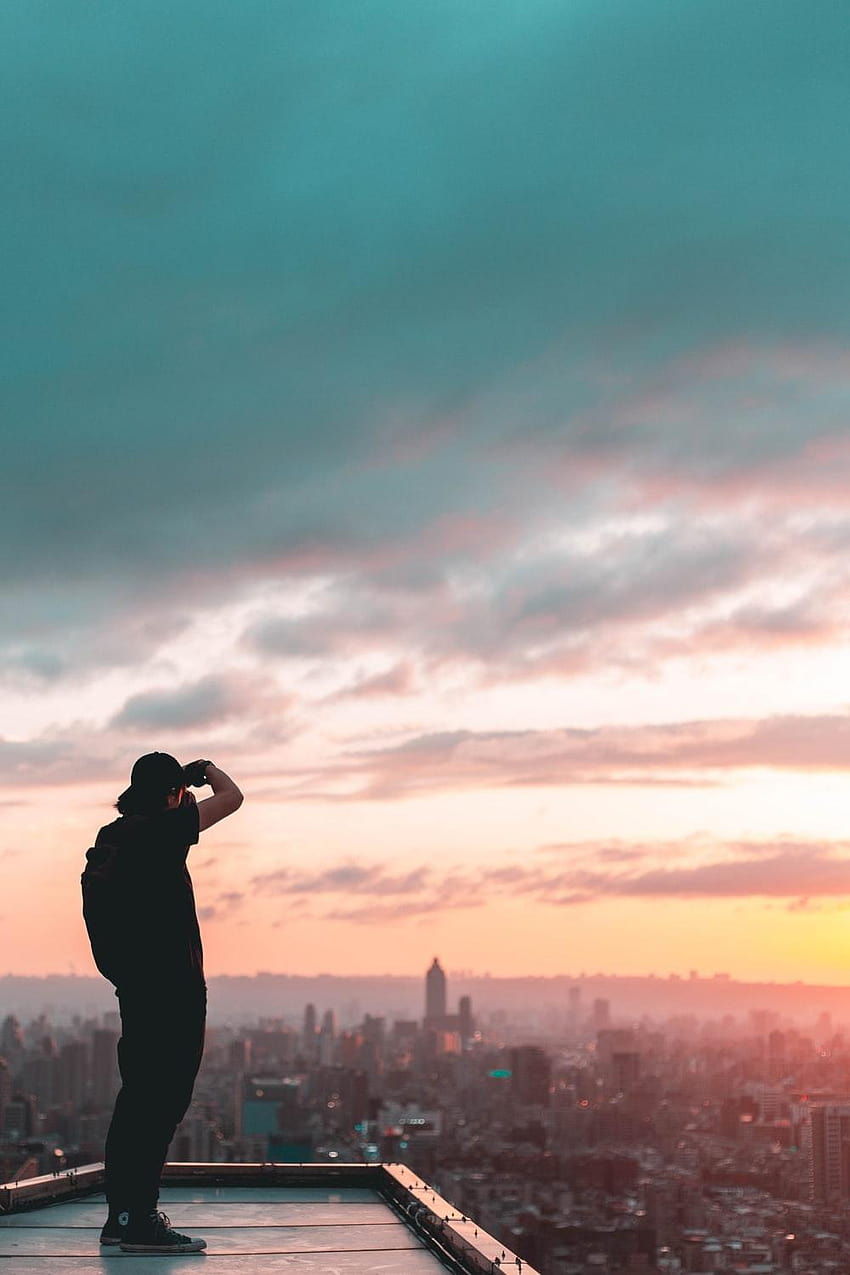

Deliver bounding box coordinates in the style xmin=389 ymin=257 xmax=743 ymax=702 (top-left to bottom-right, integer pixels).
xmin=116 ymin=752 xmax=186 ymax=816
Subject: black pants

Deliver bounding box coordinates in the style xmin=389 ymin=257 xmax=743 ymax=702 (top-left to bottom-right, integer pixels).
xmin=104 ymin=983 xmax=206 ymax=1214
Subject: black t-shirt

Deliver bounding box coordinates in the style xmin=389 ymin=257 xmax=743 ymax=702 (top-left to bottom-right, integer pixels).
xmin=82 ymin=802 xmax=204 ymax=991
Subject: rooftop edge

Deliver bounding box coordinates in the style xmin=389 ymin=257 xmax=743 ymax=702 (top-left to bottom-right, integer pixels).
xmin=0 ymin=1160 xmax=540 ymax=1275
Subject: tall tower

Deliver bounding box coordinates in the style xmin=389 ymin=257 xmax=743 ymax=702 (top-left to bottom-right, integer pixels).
xmin=425 ymin=958 xmax=447 ymax=1023
xmin=303 ymin=1003 xmax=317 ymax=1043
xmin=319 ymin=1010 xmax=336 ymax=1066
xmin=1 ymin=1016 xmax=23 ymax=1062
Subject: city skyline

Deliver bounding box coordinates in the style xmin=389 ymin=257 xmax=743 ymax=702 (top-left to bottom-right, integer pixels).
xmin=7 ymin=960 xmax=850 ymax=1271
xmin=7 ymin=3 xmax=850 ymax=982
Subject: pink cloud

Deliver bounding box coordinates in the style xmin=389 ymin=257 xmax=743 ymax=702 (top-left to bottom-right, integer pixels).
xmin=225 ymin=838 xmax=850 ymax=925
xmin=324 ymin=661 xmax=417 ymax=702
xmin=288 ymin=711 xmax=850 ymax=801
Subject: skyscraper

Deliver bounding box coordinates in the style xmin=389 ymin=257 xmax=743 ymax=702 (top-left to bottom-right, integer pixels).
xmin=510 ymin=1046 xmax=552 ymax=1107
xmin=810 ymin=1105 xmax=850 ymax=1202
xmin=458 ymin=995 xmax=473 ymax=1042
xmin=593 ymin=998 xmax=611 ymax=1031
xmin=425 ymin=958 xmax=447 ymax=1022
xmin=57 ymin=1041 xmax=88 ymax=1108
xmin=0 ymin=1016 xmax=23 ymax=1062
xmin=319 ymin=1010 xmax=336 ymax=1066
xmin=302 ymin=1003 xmax=317 ymax=1060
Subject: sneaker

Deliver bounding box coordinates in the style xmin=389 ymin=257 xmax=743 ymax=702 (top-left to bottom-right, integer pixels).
xmin=119 ymin=1210 xmax=206 ymax=1254
xmin=99 ymin=1208 xmax=130 ymax=1245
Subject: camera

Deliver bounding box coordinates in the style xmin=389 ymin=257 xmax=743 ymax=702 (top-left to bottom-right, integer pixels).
xmin=183 ymin=759 xmax=212 ymax=787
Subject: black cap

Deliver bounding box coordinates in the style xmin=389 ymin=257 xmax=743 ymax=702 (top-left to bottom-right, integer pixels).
xmin=116 ymin=752 xmax=185 ymax=815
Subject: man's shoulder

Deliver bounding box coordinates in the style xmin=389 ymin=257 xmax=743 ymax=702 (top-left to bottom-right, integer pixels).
xmin=95 ymin=816 xmax=124 ymax=845
xmin=142 ymin=803 xmax=201 ymax=849
xmin=92 ymin=805 xmax=199 ymax=856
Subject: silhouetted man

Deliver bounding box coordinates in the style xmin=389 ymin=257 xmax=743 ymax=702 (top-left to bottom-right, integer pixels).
xmin=82 ymin=752 xmax=243 ymax=1254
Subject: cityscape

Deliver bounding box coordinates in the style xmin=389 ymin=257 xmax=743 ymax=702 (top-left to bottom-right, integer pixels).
xmin=6 ymin=961 xmax=850 ymax=1272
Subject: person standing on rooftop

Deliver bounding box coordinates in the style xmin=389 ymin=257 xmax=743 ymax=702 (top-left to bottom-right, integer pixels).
xmin=81 ymin=753 xmax=243 ymax=1255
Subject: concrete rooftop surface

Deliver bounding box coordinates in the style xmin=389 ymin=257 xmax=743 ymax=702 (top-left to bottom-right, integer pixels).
xmin=0 ymin=1162 xmax=538 ymax=1274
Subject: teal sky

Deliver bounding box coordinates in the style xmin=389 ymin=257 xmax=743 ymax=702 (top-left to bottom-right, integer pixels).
xmin=6 ymin=1 xmax=850 ymax=589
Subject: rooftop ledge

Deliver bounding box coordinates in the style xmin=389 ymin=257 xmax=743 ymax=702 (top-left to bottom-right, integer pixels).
xmin=0 ymin=1161 xmax=540 ymax=1274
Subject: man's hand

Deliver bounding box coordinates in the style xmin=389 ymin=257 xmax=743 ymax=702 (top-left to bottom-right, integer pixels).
xmin=183 ymin=759 xmax=212 ymax=787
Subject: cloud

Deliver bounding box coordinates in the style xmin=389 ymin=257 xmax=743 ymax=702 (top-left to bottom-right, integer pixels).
xmin=577 ymin=845 xmax=650 ymax=865
xmin=252 ymin=862 xmax=483 ymax=925
xmin=112 ymin=675 xmax=243 ymax=731
xmin=218 ymin=890 xmax=245 ymax=907
xmin=8 ymin=0 xmax=850 ymax=820
xmin=548 ymin=845 xmax=850 ymax=902
xmin=325 ymin=662 xmax=416 ymax=701
xmin=0 ymin=733 xmax=110 ymax=788
xmin=110 ymin=672 xmax=291 ymax=733
xmin=0 ymin=585 xmax=197 ymax=689
xmin=235 ymin=501 xmax=850 ymax=692
xmin=504 ymin=345 xmax=850 ymax=493
xmin=7 ymin=0 xmax=850 ymax=606
xmin=0 ymin=681 xmax=291 ymax=790
xmin=323 ymin=893 xmax=475 ymax=925
xmin=5 ymin=703 xmax=850 ymax=799
xmin=251 ymin=863 xmax=430 ymax=897
xmin=245 ymin=597 xmax=392 ymax=659
xmin=198 ymin=889 xmax=245 ymax=922
xmin=226 ymin=838 xmax=850 ymax=925
xmin=288 ymin=712 xmax=850 ymax=801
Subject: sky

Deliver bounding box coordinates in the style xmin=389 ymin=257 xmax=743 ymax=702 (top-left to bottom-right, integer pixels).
xmin=6 ymin=1 xmax=850 ymax=983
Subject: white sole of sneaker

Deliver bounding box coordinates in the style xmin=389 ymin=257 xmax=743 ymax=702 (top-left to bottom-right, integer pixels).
xmin=120 ymin=1241 xmax=206 ymax=1253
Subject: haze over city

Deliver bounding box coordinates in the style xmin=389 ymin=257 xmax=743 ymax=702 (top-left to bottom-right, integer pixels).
xmin=7 ymin=1 xmax=850 ymax=984
xmin=12 ymin=957 xmax=850 ymax=1272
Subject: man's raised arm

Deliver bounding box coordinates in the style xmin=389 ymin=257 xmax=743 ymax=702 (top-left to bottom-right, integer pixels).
xmin=189 ymin=762 xmax=243 ymax=832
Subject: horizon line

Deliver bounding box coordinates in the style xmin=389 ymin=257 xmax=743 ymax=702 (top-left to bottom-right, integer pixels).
xmin=4 ymin=969 xmax=850 ymax=990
